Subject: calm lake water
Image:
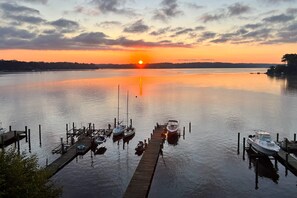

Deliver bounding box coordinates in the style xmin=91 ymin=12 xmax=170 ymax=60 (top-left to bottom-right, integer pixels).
xmin=1 ymin=68 xmax=297 ymax=197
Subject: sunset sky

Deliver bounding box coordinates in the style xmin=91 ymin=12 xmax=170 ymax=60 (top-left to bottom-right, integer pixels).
xmin=0 ymin=0 xmax=296 ymax=64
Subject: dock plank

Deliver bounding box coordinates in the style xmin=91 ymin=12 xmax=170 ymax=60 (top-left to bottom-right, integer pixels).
xmin=277 ymin=149 xmax=297 ymax=174
xmin=124 ymin=125 xmax=165 ymax=198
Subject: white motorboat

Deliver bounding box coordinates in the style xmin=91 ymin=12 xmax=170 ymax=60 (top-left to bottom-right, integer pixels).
xmin=166 ymin=120 xmax=179 ymax=136
xmin=94 ymin=134 xmax=107 ymax=145
xmin=247 ymin=131 xmax=280 ymax=156
xmin=113 ymin=85 xmax=125 ymax=136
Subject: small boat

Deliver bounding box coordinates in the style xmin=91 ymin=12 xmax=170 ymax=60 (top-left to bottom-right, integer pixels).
xmin=166 ymin=120 xmax=179 ymax=136
xmin=135 ymin=141 xmax=145 ymax=152
xmin=94 ymin=134 xmax=107 ymax=145
xmin=0 ymin=122 xmax=6 ymax=135
xmin=247 ymin=131 xmax=280 ymax=156
xmin=76 ymin=144 xmax=87 ymax=155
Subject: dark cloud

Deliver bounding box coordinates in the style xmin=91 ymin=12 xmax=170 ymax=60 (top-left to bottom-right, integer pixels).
xmin=91 ymin=0 xmax=136 ymax=16
xmin=287 ymin=8 xmax=297 ymax=15
xmin=198 ymin=31 xmax=217 ymax=42
xmin=20 ymin=0 xmax=48 ymax=4
xmin=227 ymin=3 xmax=251 ymax=16
xmin=200 ymin=13 xmax=225 ymax=23
xmin=50 ymin=18 xmax=79 ymax=33
xmin=0 ymin=26 xmax=36 ymax=39
xmin=263 ymin=14 xmax=295 ymax=23
xmin=6 ymin=14 xmax=45 ymax=24
xmin=73 ymin=32 xmax=107 ymax=44
xmin=123 ymin=19 xmax=149 ymax=33
xmin=153 ymin=0 xmax=183 ymax=22
xmin=0 ymin=2 xmax=40 ymax=14
xmin=149 ymin=27 xmax=171 ymax=36
xmin=171 ymin=28 xmax=194 ymax=37
xmin=194 ymin=26 xmax=205 ymax=31
xmin=244 ymin=23 xmax=262 ymax=29
xmin=97 ymin=21 xmax=121 ymax=28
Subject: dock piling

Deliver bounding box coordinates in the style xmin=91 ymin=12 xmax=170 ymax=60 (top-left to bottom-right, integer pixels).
xmin=277 ymin=133 xmax=279 ymax=142
xmin=130 ymin=119 xmax=132 ymax=128
xmin=294 ymin=133 xmax=296 ymax=142
xmin=114 ymin=118 xmax=116 ymax=128
xmin=28 ymin=129 xmax=31 ymax=152
xmin=39 ymin=124 xmax=42 ymax=147
xmin=17 ymin=134 xmax=20 ymax=155
xmin=25 ymin=126 xmax=28 ymax=142
xmin=183 ymin=127 xmax=185 ymax=136
xmin=237 ymin=132 xmax=240 ymax=154
xmin=9 ymin=125 xmax=11 ymax=132
xmin=243 ymin=137 xmax=246 ymax=160
xmin=189 ymin=122 xmax=191 ymax=132
xmin=255 ymin=158 xmax=259 ymax=189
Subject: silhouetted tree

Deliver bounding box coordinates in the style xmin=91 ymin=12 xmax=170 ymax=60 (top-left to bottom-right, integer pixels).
xmin=282 ymin=53 xmax=297 ymax=73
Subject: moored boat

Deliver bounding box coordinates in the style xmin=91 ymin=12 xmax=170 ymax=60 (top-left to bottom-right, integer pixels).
xmin=166 ymin=120 xmax=179 ymax=136
xmin=113 ymin=85 xmax=125 ymax=136
xmin=247 ymin=131 xmax=280 ymax=156
xmin=94 ymin=134 xmax=107 ymax=145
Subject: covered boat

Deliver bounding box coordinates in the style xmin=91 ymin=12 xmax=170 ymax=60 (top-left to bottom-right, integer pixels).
xmin=166 ymin=120 xmax=179 ymax=136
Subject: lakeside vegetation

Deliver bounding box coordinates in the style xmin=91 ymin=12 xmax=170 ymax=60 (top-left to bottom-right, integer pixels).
xmin=0 ymin=59 xmax=271 ymax=72
xmin=266 ymin=54 xmax=297 ymax=76
xmin=0 ymin=149 xmax=61 ymax=198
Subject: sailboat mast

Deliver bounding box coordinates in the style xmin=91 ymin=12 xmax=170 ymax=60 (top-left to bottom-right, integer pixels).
xmin=127 ymin=91 xmax=129 ymax=129
xmin=117 ymin=85 xmax=119 ymax=125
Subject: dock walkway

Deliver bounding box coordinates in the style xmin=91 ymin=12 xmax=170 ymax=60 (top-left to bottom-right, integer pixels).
xmin=45 ymin=135 xmax=92 ymax=177
xmin=124 ymin=124 xmax=165 ymax=198
xmin=277 ymin=149 xmax=297 ymax=175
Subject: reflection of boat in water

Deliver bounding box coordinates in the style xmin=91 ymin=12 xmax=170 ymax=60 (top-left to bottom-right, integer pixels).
xmin=247 ymin=131 xmax=280 ymax=156
xmin=166 ymin=120 xmax=179 ymax=137
xmin=113 ymin=134 xmax=123 ymax=142
xmin=247 ymin=149 xmax=279 ymax=183
xmin=94 ymin=146 xmax=107 ymax=155
xmin=167 ymin=134 xmax=179 ymax=145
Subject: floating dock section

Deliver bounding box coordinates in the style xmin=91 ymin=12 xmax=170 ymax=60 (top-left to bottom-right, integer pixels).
xmin=124 ymin=124 xmax=165 ymax=198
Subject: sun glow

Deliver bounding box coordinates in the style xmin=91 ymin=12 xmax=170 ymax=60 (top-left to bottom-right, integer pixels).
xmin=138 ymin=60 xmax=143 ymax=65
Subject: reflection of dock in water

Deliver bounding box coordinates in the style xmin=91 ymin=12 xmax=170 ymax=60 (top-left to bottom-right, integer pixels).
xmin=247 ymin=149 xmax=279 ymax=183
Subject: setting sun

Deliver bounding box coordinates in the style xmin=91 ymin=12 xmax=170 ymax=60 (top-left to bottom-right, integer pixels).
xmin=138 ymin=60 xmax=143 ymax=65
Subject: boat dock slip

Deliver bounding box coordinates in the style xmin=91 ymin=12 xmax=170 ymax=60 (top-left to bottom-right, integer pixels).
xmin=0 ymin=130 xmax=27 ymax=147
xmin=124 ymin=124 xmax=165 ymax=198
xmin=277 ymin=149 xmax=297 ymax=175
xmin=45 ymin=135 xmax=92 ymax=177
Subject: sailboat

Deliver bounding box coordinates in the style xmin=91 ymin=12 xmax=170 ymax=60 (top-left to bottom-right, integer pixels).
xmin=123 ymin=91 xmax=135 ymax=139
xmin=113 ymin=85 xmax=126 ymax=136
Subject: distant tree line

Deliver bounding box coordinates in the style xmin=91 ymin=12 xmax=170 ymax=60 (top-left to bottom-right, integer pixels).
xmin=267 ymin=54 xmax=297 ymax=75
xmin=0 ymin=59 xmax=271 ymax=72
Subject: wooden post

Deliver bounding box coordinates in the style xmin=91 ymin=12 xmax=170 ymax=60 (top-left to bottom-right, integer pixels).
xmin=183 ymin=127 xmax=185 ymax=137
xmin=71 ymin=136 xmax=74 ymax=145
xmin=237 ymin=132 xmax=240 ymax=155
xmin=255 ymin=158 xmax=259 ymax=189
xmin=61 ymin=137 xmax=64 ymax=154
xmin=294 ymin=133 xmax=296 ymax=142
xmin=89 ymin=123 xmax=91 ymax=131
xmin=28 ymin=129 xmax=31 ymax=152
xmin=72 ymin=122 xmax=75 ymax=130
xmin=66 ymin=123 xmax=68 ymax=132
xmin=285 ymin=152 xmax=289 ymax=176
xmin=114 ymin=118 xmax=116 ymax=128
xmin=108 ymin=124 xmax=111 ymax=130
xmin=189 ymin=122 xmax=191 ymax=132
xmin=130 ymin=119 xmax=132 ymax=128
xmin=17 ymin=134 xmax=20 ymax=155
xmin=25 ymin=126 xmax=28 ymax=142
xmin=39 ymin=125 xmax=42 ymax=147
xmin=277 ymin=133 xmax=279 ymax=142
xmin=93 ymin=123 xmax=95 ymax=132
xmin=274 ymin=157 xmax=278 ymax=170
xmin=243 ymin=137 xmax=246 ymax=160
xmin=14 ymin=131 xmax=16 ymax=147
xmin=1 ymin=135 xmax=4 ymax=150
xmin=9 ymin=125 xmax=11 ymax=132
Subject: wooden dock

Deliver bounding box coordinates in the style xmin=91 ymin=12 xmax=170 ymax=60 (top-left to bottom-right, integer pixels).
xmin=124 ymin=124 xmax=165 ymax=198
xmin=45 ymin=135 xmax=92 ymax=177
xmin=277 ymin=149 xmax=297 ymax=175
xmin=0 ymin=130 xmax=27 ymax=147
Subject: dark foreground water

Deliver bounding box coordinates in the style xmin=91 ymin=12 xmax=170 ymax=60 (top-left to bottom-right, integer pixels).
xmin=1 ymin=69 xmax=297 ymax=197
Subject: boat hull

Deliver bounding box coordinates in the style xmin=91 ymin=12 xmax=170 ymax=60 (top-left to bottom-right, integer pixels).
xmin=247 ymin=138 xmax=279 ymax=156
